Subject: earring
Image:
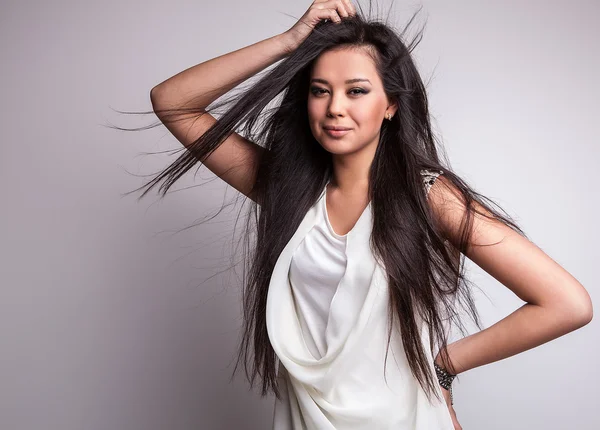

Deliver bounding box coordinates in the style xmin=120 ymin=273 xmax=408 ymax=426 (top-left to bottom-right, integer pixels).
xmin=385 ymin=112 xmax=393 ymax=120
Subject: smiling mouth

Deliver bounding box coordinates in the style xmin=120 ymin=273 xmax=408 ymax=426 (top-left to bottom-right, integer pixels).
xmin=323 ymin=128 xmax=352 ymax=137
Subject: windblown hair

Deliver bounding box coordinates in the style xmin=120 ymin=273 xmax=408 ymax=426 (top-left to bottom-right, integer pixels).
xmin=113 ymin=3 xmax=526 ymax=405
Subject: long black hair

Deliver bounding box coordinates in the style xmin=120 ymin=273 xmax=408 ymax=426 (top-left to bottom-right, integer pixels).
xmin=111 ymin=3 xmax=527 ymax=405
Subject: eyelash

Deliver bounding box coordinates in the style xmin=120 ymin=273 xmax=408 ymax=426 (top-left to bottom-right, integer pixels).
xmin=309 ymin=87 xmax=368 ymax=97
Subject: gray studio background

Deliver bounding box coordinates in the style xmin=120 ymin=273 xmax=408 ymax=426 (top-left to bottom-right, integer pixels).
xmin=1 ymin=0 xmax=598 ymax=429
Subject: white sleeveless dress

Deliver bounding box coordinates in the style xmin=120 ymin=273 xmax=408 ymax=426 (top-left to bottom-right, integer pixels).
xmin=267 ymin=169 xmax=453 ymax=430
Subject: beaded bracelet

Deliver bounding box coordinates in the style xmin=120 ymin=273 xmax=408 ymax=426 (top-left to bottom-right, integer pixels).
xmin=434 ymin=362 xmax=456 ymax=405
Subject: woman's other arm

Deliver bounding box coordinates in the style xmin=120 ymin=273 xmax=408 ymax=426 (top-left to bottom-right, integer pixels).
xmin=428 ymin=175 xmax=593 ymax=376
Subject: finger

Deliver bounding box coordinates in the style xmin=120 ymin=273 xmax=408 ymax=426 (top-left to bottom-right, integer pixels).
xmin=322 ymin=0 xmax=349 ymax=18
xmin=335 ymin=0 xmax=350 ymax=18
xmin=343 ymin=0 xmax=356 ymax=16
xmin=326 ymin=8 xmax=342 ymax=23
xmin=313 ymin=3 xmax=340 ymax=23
xmin=451 ymin=411 xmax=462 ymax=430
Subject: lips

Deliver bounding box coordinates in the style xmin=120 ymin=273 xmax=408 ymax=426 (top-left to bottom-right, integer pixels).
xmin=323 ymin=125 xmax=352 ymax=131
xmin=323 ymin=127 xmax=351 ymax=138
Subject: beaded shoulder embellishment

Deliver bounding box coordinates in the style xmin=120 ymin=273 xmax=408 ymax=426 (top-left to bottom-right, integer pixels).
xmin=420 ymin=169 xmax=444 ymax=195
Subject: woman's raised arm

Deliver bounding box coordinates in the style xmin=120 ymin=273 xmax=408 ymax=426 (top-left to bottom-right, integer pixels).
xmin=149 ymin=1 xmax=355 ymax=201
xmin=150 ymin=32 xmax=296 ymax=201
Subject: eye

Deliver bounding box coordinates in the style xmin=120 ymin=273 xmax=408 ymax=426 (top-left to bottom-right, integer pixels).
xmin=309 ymin=87 xmax=369 ymax=96
xmin=349 ymin=88 xmax=368 ymax=95
xmin=310 ymin=87 xmax=327 ymax=96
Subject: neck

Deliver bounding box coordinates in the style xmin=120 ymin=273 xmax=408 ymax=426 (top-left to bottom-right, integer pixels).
xmin=329 ymin=136 xmax=378 ymax=195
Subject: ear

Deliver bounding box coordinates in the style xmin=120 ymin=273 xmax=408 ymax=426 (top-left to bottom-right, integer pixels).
xmin=386 ymin=100 xmax=398 ymax=117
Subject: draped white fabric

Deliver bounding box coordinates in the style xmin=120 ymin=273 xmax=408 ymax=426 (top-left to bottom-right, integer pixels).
xmin=287 ymin=191 xmax=347 ymax=360
xmin=267 ymin=172 xmax=453 ymax=430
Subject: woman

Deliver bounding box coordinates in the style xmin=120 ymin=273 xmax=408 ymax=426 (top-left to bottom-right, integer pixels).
xmin=141 ymin=1 xmax=593 ymax=429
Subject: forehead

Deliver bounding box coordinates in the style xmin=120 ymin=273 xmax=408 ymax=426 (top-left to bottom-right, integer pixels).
xmin=310 ymin=48 xmax=379 ymax=82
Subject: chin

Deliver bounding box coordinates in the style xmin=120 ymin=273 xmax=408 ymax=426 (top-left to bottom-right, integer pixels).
xmin=319 ymin=140 xmax=363 ymax=155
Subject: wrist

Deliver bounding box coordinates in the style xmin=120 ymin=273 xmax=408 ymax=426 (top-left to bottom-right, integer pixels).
xmin=434 ymin=361 xmax=456 ymax=405
xmin=278 ymin=31 xmax=300 ymax=55
xmin=434 ymin=346 xmax=458 ymax=376
xmin=434 ymin=348 xmax=458 ymax=406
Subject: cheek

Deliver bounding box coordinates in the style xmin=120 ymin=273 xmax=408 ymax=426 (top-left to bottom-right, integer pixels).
xmin=350 ymin=102 xmax=383 ymax=127
xmin=306 ymin=108 xmax=317 ymax=133
xmin=307 ymin=101 xmax=321 ymax=121
xmin=307 ymin=101 xmax=327 ymax=136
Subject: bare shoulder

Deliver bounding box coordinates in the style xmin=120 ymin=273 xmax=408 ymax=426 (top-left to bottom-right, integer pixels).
xmin=424 ymin=171 xmax=494 ymax=250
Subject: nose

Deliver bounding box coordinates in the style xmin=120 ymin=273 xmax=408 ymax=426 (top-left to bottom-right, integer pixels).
xmin=326 ymin=91 xmax=346 ymax=117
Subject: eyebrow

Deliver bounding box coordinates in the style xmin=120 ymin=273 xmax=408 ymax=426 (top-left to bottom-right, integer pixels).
xmin=310 ymin=78 xmax=372 ymax=85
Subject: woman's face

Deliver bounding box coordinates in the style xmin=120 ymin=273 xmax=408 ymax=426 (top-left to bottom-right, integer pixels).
xmin=307 ymin=47 xmax=397 ymax=155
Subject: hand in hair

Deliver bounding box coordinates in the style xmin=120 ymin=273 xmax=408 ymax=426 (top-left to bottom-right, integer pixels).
xmin=283 ymin=0 xmax=357 ymax=51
